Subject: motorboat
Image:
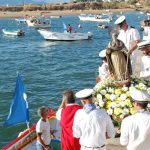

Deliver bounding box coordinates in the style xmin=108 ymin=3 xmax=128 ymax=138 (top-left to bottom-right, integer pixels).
xmin=2 ymin=29 xmax=25 ymax=36
xmin=97 ymin=24 xmax=109 ymax=29
xmin=2 ymin=107 xmax=61 ymax=150
xmin=78 ymin=14 xmax=112 ymax=22
xmin=38 ymin=29 xmax=92 ymax=41
xmin=25 ymin=17 xmax=51 ymax=28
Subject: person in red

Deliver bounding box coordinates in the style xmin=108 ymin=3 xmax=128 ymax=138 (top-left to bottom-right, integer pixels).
xmin=67 ymin=24 xmax=72 ymax=33
xmin=56 ymin=90 xmax=82 ymax=150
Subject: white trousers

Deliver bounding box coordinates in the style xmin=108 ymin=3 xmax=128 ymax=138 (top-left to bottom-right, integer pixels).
xmin=81 ymin=145 xmax=106 ymax=150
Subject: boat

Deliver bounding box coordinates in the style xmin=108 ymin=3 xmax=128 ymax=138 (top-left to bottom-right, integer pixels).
xmin=2 ymin=111 xmax=61 ymax=150
xmin=25 ymin=17 xmax=51 ymax=28
xmin=2 ymin=73 xmax=61 ymax=150
xmin=2 ymin=29 xmax=25 ymax=36
xmin=97 ymin=24 xmax=109 ymax=29
xmin=50 ymin=16 xmax=62 ymax=19
xmin=15 ymin=18 xmax=27 ymax=24
xmin=38 ymin=29 xmax=92 ymax=41
xmin=78 ymin=14 xmax=112 ymax=22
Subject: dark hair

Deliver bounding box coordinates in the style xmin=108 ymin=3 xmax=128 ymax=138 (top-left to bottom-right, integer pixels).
xmin=63 ymin=90 xmax=75 ymax=104
xmin=119 ymin=20 xmax=126 ymax=28
xmin=37 ymin=106 xmax=47 ymax=117
xmin=137 ymin=102 xmax=148 ymax=109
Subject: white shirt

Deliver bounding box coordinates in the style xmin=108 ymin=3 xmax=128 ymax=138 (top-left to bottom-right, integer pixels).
xmin=140 ymin=55 xmax=150 ymax=77
xmin=117 ymin=27 xmax=140 ymax=70
xmin=99 ymin=62 xmax=109 ymax=81
xmin=120 ymin=110 xmax=150 ymax=150
xmin=36 ymin=118 xmax=51 ymax=145
xmin=73 ymin=108 xmax=115 ymax=147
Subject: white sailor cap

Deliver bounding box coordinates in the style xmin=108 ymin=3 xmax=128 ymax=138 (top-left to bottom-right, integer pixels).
xmin=114 ymin=15 xmax=126 ymax=25
xmin=75 ymin=89 xmax=93 ymax=99
xmin=130 ymin=87 xmax=150 ymax=102
xmin=137 ymin=40 xmax=150 ymax=49
xmin=99 ymin=49 xmax=106 ymax=57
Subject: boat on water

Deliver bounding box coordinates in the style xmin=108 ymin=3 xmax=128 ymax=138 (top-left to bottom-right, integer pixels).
xmin=78 ymin=14 xmax=112 ymax=22
xmin=26 ymin=17 xmax=51 ymax=28
xmin=97 ymin=24 xmax=109 ymax=29
xmin=2 ymin=114 xmax=61 ymax=150
xmin=2 ymin=29 xmax=25 ymax=36
xmin=38 ymin=29 xmax=92 ymax=41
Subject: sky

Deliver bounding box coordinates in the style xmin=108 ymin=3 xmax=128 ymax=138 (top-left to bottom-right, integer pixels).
xmin=0 ymin=0 xmax=70 ymax=5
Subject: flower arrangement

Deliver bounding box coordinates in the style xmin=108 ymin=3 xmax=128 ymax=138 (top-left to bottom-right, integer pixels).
xmin=93 ymin=77 xmax=150 ymax=123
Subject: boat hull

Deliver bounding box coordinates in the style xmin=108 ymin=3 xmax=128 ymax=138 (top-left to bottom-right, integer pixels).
xmin=38 ymin=29 xmax=92 ymax=41
xmin=2 ymin=29 xmax=24 ymax=36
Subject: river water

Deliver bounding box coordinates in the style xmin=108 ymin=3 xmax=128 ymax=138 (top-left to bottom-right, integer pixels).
xmin=0 ymin=11 xmax=146 ymax=148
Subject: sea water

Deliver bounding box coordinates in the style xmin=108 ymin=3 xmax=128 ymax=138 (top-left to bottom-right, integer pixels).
xmin=0 ymin=11 xmax=146 ymax=148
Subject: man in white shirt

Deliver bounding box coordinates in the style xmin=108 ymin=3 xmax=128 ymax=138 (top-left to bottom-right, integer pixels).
xmin=137 ymin=40 xmax=150 ymax=78
xmin=114 ymin=15 xmax=140 ymax=72
xmin=120 ymin=88 xmax=150 ymax=150
xmin=73 ymin=89 xmax=115 ymax=150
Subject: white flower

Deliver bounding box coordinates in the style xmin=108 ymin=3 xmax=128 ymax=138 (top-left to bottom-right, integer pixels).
xmin=120 ymin=94 xmax=127 ymax=101
xmin=120 ymin=101 xmax=125 ymax=107
xmin=111 ymin=102 xmax=117 ymax=108
xmin=122 ymin=86 xmax=128 ymax=92
xmin=122 ymin=108 xmax=129 ymax=115
xmin=98 ymin=99 xmax=105 ymax=107
xmin=139 ymin=83 xmax=147 ymax=90
xmin=147 ymin=88 xmax=150 ymax=94
xmin=108 ymin=87 xmax=114 ymax=93
xmin=110 ymin=94 xmax=117 ymax=101
xmin=107 ymin=108 xmax=113 ymax=115
xmin=100 ymin=90 xmax=107 ymax=95
xmin=97 ymin=94 xmax=102 ymax=101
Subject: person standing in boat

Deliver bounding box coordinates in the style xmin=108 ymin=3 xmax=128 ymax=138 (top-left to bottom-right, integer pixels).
xmin=36 ymin=106 xmax=52 ymax=150
xmin=120 ymin=88 xmax=150 ymax=150
xmin=56 ymin=90 xmax=82 ymax=150
xmin=114 ymin=15 xmax=140 ymax=73
xmin=73 ymin=89 xmax=115 ymax=150
xmin=68 ymin=24 xmax=72 ymax=33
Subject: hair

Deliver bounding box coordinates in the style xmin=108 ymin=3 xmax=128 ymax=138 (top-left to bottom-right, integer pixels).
xmin=137 ymin=102 xmax=148 ymax=109
xmin=63 ymin=90 xmax=75 ymax=104
xmin=37 ymin=106 xmax=47 ymax=117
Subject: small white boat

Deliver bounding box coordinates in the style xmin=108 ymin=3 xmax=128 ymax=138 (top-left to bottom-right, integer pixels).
xmin=26 ymin=17 xmax=51 ymax=28
xmin=2 ymin=29 xmax=24 ymax=36
xmin=79 ymin=14 xmax=112 ymax=22
xmin=50 ymin=16 xmax=62 ymax=19
xmin=38 ymin=29 xmax=92 ymax=41
xmin=2 ymin=108 xmax=61 ymax=150
xmin=15 ymin=18 xmax=27 ymax=23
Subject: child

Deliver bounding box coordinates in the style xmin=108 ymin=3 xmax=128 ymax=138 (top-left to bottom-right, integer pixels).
xmin=96 ymin=49 xmax=109 ymax=83
xmin=36 ymin=106 xmax=52 ymax=150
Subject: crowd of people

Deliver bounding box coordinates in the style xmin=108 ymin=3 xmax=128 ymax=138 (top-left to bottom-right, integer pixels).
xmin=98 ymin=15 xmax=150 ymax=82
xmin=35 ymin=16 xmax=150 ymax=150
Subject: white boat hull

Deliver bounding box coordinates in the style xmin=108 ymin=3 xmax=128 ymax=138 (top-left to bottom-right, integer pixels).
xmin=38 ymin=29 xmax=92 ymax=41
xmin=2 ymin=29 xmax=24 ymax=36
xmin=79 ymin=16 xmax=111 ymax=22
xmin=26 ymin=20 xmax=51 ymax=28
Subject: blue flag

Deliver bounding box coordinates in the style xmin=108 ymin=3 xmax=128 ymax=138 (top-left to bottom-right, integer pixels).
xmin=4 ymin=73 xmax=29 ymax=126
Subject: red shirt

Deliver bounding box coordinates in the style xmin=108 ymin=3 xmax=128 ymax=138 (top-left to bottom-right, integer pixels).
xmin=60 ymin=104 xmax=82 ymax=150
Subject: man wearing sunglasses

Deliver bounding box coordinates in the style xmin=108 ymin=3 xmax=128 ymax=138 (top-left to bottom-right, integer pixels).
xmin=114 ymin=15 xmax=140 ymax=73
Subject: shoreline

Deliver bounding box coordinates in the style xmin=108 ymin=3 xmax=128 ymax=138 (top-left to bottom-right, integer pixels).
xmin=0 ymin=9 xmax=137 ymax=18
